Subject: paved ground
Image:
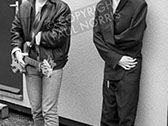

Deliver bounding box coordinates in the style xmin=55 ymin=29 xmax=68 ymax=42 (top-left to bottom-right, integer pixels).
xmin=0 ymin=109 xmax=67 ymax=126
xmin=0 ymin=109 xmax=33 ymax=126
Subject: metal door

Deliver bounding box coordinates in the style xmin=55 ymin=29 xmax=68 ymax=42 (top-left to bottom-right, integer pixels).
xmin=0 ymin=0 xmax=22 ymax=99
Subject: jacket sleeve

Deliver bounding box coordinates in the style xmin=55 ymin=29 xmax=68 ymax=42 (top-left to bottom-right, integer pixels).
xmin=40 ymin=4 xmax=71 ymax=48
xmin=10 ymin=9 xmax=24 ymax=50
xmin=93 ymin=6 xmax=123 ymax=69
xmin=115 ymin=2 xmax=147 ymax=49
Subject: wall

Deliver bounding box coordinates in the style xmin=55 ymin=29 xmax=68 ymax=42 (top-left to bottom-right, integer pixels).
xmin=58 ymin=1 xmax=103 ymax=125
xmin=135 ymin=0 xmax=168 ymax=126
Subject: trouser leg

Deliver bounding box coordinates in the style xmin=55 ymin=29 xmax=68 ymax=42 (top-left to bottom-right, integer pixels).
xmin=26 ymin=74 xmax=44 ymax=126
xmin=116 ymin=78 xmax=140 ymax=126
xmin=42 ymin=69 xmax=63 ymax=126
xmin=101 ymin=80 xmax=120 ymax=126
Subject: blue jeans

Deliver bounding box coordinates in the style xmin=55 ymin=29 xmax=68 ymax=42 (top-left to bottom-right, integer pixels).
xmin=26 ymin=69 xmax=63 ymax=126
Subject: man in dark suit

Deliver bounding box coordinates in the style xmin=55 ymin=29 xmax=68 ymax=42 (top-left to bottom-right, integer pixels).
xmin=93 ymin=0 xmax=147 ymax=125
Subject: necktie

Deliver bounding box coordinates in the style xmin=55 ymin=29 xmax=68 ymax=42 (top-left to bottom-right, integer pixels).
xmin=33 ymin=10 xmax=41 ymax=30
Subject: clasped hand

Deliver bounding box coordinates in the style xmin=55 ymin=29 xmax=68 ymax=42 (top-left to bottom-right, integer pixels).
xmin=118 ymin=56 xmax=137 ymax=70
xmin=15 ymin=51 xmax=28 ymax=67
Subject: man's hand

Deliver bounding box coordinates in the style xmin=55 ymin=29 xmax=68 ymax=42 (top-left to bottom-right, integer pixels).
xmin=15 ymin=51 xmax=28 ymax=67
xmin=118 ymin=56 xmax=137 ymax=70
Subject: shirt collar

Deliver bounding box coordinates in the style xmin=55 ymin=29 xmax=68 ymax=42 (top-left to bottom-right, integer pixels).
xmin=115 ymin=0 xmax=128 ymax=13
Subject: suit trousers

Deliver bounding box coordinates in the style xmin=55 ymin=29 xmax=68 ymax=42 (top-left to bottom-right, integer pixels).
xmin=101 ymin=75 xmax=140 ymax=126
xmin=26 ymin=69 xmax=63 ymax=126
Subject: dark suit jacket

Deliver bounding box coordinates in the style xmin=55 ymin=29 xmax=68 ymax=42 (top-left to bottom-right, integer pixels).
xmin=93 ymin=0 xmax=147 ymax=80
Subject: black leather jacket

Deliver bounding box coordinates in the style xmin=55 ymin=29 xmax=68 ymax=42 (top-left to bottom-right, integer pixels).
xmin=11 ymin=0 xmax=71 ymax=73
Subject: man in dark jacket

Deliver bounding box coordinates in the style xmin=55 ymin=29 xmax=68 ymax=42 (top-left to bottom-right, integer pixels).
xmin=10 ymin=0 xmax=71 ymax=125
xmin=93 ymin=0 xmax=147 ymax=125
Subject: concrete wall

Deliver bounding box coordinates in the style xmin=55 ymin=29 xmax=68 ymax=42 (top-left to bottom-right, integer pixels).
xmin=135 ymin=0 xmax=168 ymax=126
xmin=1 ymin=0 xmax=167 ymax=126
xmin=58 ymin=1 xmax=103 ymax=125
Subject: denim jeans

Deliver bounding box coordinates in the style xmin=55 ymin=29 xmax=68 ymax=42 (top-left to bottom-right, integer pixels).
xmin=26 ymin=69 xmax=63 ymax=126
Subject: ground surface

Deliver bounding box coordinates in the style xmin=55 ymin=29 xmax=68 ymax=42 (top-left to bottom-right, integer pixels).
xmin=0 ymin=109 xmax=67 ymax=126
xmin=0 ymin=109 xmax=33 ymax=126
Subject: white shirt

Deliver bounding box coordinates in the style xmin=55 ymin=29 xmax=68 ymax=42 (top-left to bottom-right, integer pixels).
xmin=35 ymin=0 xmax=46 ymax=15
xmin=35 ymin=0 xmax=47 ymax=45
xmin=113 ymin=0 xmax=120 ymax=13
